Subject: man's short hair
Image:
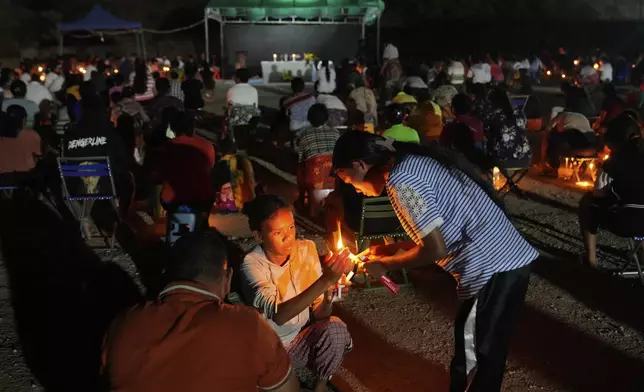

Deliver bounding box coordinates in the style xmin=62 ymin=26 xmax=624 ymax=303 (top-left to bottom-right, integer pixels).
xmin=307 ymin=103 xmax=329 ymax=127
xmin=235 ymin=68 xmax=250 ymax=83
xmin=10 ymin=80 xmax=27 ymax=98
xmin=167 ymin=232 xmax=228 ymax=282
xmin=170 ymin=111 xmax=195 ymax=136
xmin=156 ymin=78 xmax=170 ymax=95
xmin=291 ymin=77 xmax=305 ymax=93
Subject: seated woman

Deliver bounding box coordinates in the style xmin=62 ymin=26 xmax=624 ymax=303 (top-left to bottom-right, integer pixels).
xmin=432 ymin=83 xmax=458 ymax=124
xmin=211 ymin=137 xmax=256 ymax=213
xmin=316 ymin=93 xmax=348 ymax=128
xmin=294 ymin=104 xmax=340 ymax=217
xmin=484 ymin=89 xmax=533 ymax=167
xmin=579 ymin=112 xmax=644 ymax=268
xmin=592 ymin=83 xmax=628 ymax=132
xmin=442 ymin=93 xmax=484 ymax=149
xmin=541 ymin=110 xmax=598 ymax=177
xmin=240 ymin=195 xmax=353 ymax=392
xmin=406 ymin=89 xmax=443 ymax=143
xmin=382 ymin=103 xmax=420 ymax=143
xmin=111 ymin=86 xmax=150 ymax=131
xmin=347 ymin=78 xmax=378 ymax=131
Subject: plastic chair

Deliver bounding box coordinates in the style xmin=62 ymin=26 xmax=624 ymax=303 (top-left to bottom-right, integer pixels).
xmin=57 ymin=156 xmax=118 ymax=247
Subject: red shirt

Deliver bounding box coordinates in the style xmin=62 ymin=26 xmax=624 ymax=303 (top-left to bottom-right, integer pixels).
xmin=102 ymin=282 xmax=292 ymax=392
xmin=441 ymin=114 xmax=484 ymax=146
xmin=159 ymin=135 xmax=215 ymax=205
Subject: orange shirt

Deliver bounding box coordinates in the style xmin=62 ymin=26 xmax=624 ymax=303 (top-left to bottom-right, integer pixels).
xmin=159 ymin=135 xmax=215 ymax=204
xmin=0 ymin=129 xmax=41 ymax=173
xmin=102 ymin=282 xmax=292 ymax=392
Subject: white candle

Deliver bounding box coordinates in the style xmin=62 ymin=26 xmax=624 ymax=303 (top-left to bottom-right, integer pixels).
xmin=273 ymin=54 xmax=277 ymax=61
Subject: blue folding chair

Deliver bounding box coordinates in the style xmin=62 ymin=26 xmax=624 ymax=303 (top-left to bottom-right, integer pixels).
xmin=57 ymin=156 xmax=118 ymax=247
xmin=618 ymin=237 xmax=644 ymax=286
xmin=0 ymin=185 xmax=19 ymax=199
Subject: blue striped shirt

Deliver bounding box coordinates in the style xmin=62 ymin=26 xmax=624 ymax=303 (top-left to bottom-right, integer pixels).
xmin=386 ymin=155 xmax=538 ymax=300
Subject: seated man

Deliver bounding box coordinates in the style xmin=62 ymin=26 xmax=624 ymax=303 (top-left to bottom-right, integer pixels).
xmin=241 ymin=195 xmax=353 ymax=392
xmin=282 ymin=77 xmax=316 ymax=137
xmin=102 ymin=231 xmax=299 ymax=392
xmin=295 ymin=104 xmax=340 ymax=217
xmin=227 ymin=68 xmax=260 ymax=127
xmin=2 ymin=80 xmax=38 ymax=128
xmin=579 ymin=112 xmax=644 ymax=268
xmin=0 ymin=105 xmax=41 ymax=189
xmin=154 ymin=111 xmax=215 ymax=222
xmin=541 ymin=110 xmax=597 ymax=176
xmin=382 ymin=103 xmax=420 ymax=143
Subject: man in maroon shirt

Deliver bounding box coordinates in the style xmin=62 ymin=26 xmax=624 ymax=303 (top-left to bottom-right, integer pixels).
xmin=156 ymin=111 xmax=215 ymax=215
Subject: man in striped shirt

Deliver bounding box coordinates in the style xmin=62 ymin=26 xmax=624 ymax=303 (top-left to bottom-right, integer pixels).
xmin=332 ymin=131 xmax=539 ymax=392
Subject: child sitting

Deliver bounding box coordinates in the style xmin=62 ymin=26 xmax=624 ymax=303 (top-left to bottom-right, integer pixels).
xmin=212 ymin=137 xmax=256 ymax=213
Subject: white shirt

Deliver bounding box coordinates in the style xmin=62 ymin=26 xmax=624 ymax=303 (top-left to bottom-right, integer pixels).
xmin=403 ymin=76 xmax=428 ymax=89
xmin=470 ymin=63 xmax=492 ymax=84
xmin=25 ymin=81 xmax=53 ymax=105
xmin=84 ymin=64 xmax=97 ymax=81
xmin=580 ymin=66 xmax=597 ymax=78
xmin=316 ymin=67 xmax=337 ymax=94
xmin=600 ymin=63 xmax=613 ymax=82
xmin=514 ymin=59 xmax=530 ymax=70
xmin=317 ymin=94 xmax=346 ymax=111
xmin=530 ymin=58 xmax=543 ymax=72
xmin=227 ymin=83 xmax=259 ymax=106
xmin=447 ymin=61 xmax=465 ymax=85
xmin=383 ymin=44 xmax=399 ymax=60
xmin=44 ymin=72 xmax=64 ymax=94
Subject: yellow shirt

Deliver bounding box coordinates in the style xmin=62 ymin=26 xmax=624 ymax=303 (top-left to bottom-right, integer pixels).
xmin=383 ymin=124 xmax=420 ymax=143
xmin=392 ymin=92 xmax=418 ymax=105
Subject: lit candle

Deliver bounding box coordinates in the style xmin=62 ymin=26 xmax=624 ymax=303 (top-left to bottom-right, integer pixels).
xmin=292 ymin=53 xmax=296 ymax=61
xmin=273 ymin=53 xmax=277 ymax=61
xmin=37 ymin=66 xmax=43 ymax=73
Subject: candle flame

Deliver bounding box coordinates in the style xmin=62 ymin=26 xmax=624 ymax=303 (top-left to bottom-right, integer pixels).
xmin=576 ymin=181 xmax=594 ymax=188
xmin=593 ymin=63 xmax=600 ymax=70
xmin=546 ymin=70 xmax=552 ymax=76
xmin=336 ymin=221 xmax=343 ymax=250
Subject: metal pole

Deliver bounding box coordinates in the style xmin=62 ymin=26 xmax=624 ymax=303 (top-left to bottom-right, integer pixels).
xmin=58 ymin=31 xmax=64 ymax=56
xmin=135 ymin=31 xmax=141 ymax=57
xmin=141 ymin=30 xmax=148 ymax=60
xmin=376 ymin=14 xmax=381 ymax=66
xmin=205 ymin=10 xmax=210 ymax=60
xmin=220 ymin=21 xmax=225 ymax=79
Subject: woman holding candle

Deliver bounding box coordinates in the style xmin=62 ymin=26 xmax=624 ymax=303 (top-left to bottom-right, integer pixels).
xmin=241 ymin=194 xmax=353 ymax=392
xmin=331 ymin=131 xmax=538 ymax=392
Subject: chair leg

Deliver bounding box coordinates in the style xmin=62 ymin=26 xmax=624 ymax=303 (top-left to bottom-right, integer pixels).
xmin=632 ymin=241 xmax=644 ymax=286
xmin=79 ymin=199 xmax=87 ymax=239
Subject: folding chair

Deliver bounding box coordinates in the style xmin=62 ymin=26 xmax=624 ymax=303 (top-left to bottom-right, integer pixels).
xmin=0 ymin=185 xmax=19 ymax=199
xmin=57 ymin=156 xmax=118 ymax=248
xmin=492 ymin=165 xmax=530 ymax=199
xmin=354 ymin=196 xmax=410 ymax=288
xmin=617 ymin=237 xmax=644 ymax=286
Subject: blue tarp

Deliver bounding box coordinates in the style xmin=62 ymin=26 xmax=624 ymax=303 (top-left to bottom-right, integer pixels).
xmin=58 ymin=5 xmax=142 ymax=32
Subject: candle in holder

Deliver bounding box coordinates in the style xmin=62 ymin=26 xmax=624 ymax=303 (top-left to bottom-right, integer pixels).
xmin=334 ymin=222 xmax=398 ymax=296
xmin=273 ymin=53 xmax=277 ymax=61
xmin=292 ymin=53 xmax=296 ymax=61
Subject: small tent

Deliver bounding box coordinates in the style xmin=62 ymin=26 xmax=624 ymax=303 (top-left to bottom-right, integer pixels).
xmin=57 ymin=5 xmax=146 ymax=58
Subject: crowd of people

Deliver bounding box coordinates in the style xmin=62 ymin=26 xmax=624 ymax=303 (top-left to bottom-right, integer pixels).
xmin=1 ymin=42 xmax=644 ymax=392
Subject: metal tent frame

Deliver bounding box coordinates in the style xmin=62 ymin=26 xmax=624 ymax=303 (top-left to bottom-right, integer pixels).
xmin=203 ymin=2 xmax=384 ymax=78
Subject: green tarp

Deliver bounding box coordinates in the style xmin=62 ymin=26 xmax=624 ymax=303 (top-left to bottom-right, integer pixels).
xmin=206 ymin=0 xmax=384 ymax=24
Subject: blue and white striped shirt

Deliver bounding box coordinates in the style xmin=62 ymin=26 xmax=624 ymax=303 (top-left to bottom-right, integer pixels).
xmin=386 ymin=155 xmax=538 ymax=300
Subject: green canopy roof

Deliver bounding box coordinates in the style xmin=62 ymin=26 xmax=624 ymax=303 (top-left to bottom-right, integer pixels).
xmin=206 ymin=0 xmax=384 ymax=24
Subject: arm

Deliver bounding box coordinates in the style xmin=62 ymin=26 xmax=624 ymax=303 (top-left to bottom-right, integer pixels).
xmin=272 ymin=277 xmax=332 ymax=326
xmin=377 ymin=229 xmax=447 ymax=270
xmin=253 ymin=314 xmax=300 ymax=392
xmin=592 ymin=111 xmax=607 ymax=130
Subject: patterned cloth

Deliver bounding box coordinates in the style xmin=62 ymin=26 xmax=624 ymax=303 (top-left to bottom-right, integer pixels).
xmin=297 ymin=155 xmax=334 ymax=190
xmin=484 ymin=108 xmax=532 ymax=164
xmin=432 ymin=85 xmax=459 ymax=110
xmin=228 ymin=104 xmax=261 ymax=127
xmin=327 ymin=109 xmax=348 ymax=128
xmin=169 ymin=79 xmax=184 ymax=102
xmin=295 ymin=125 xmax=340 ymax=163
xmin=386 ymin=155 xmax=538 ymax=300
xmin=286 ymin=317 xmax=352 ymax=380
